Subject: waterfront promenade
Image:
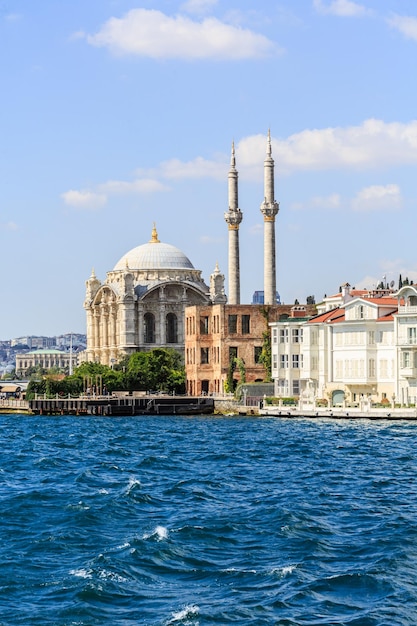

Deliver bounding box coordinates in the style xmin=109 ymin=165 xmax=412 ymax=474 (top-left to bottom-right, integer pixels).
xmin=2 ymin=395 xmax=417 ymax=419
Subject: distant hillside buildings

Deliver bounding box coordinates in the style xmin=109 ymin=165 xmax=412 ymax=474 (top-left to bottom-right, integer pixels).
xmin=1 ymin=334 xmax=86 ymax=378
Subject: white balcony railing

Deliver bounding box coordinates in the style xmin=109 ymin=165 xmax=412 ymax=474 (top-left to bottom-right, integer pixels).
xmin=400 ymin=367 xmax=417 ymax=378
xmin=398 ymin=305 xmax=417 ymax=315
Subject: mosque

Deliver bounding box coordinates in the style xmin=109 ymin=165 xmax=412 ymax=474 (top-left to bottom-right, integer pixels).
xmin=83 ymin=132 xmax=280 ymax=366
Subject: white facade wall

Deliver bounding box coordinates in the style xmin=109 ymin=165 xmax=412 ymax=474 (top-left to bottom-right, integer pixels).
xmin=270 ymin=288 xmax=412 ymax=406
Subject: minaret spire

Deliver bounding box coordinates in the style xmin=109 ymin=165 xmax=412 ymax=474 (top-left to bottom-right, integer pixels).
xmin=260 ymin=130 xmax=279 ymax=305
xmin=224 ymin=140 xmax=243 ymax=304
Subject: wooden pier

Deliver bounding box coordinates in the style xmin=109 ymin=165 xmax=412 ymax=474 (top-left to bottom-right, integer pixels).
xmin=26 ymin=395 xmax=215 ymax=416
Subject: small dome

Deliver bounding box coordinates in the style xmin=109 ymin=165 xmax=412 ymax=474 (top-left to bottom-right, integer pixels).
xmin=114 ymin=241 xmax=194 ymax=271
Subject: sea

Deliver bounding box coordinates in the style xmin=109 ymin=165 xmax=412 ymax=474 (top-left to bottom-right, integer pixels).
xmin=1 ymin=414 xmax=417 ymax=626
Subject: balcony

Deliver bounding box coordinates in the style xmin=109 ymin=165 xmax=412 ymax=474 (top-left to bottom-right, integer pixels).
xmin=398 ymin=305 xmax=417 ymax=315
xmin=398 ymin=339 xmax=417 ymax=347
xmin=400 ymin=367 xmax=417 ymax=378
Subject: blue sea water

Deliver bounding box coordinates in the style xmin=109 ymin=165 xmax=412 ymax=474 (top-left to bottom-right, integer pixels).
xmin=1 ymin=415 xmax=417 ymax=625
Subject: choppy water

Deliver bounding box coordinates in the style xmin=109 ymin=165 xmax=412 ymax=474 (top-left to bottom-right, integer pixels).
xmin=1 ymin=415 xmax=417 ymax=625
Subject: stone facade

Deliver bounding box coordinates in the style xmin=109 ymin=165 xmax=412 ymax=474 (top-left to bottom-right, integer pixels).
xmin=83 ymin=226 xmax=225 ymax=366
xmin=185 ymin=303 xmax=317 ymax=396
xmin=16 ymin=349 xmax=76 ymax=376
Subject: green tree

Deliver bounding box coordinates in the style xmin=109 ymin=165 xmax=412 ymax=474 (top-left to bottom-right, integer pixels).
xmin=126 ymin=348 xmax=185 ymax=393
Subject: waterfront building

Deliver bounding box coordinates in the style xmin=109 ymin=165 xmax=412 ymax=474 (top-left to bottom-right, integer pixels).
xmin=15 ymin=348 xmax=77 ymax=376
xmin=271 ymin=282 xmax=417 ymax=407
xmin=185 ymin=303 xmax=317 ymax=396
xmin=83 ymin=225 xmax=225 ymax=366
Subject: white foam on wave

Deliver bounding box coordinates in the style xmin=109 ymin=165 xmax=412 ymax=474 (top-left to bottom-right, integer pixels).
xmin=272 ymin=564 xmax=297 ymax=576
xmin=168 ymin=604 xmax=200 ymax=623
xmin=98 ymin=569 xmax=128 ymax=583
xmin=143 ymin=525 xmax=169 ymax=541
xmin=70 ymin=568 xmax=93 ymax=579
xmin=125 ymin=476 xmax=141 ymax=494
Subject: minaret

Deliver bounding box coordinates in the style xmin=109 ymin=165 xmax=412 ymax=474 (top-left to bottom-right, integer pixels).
xmin=224 ymin=141 xmax=243 ymax=304
xmin=260 ymin=130 xmax=279 ymax=305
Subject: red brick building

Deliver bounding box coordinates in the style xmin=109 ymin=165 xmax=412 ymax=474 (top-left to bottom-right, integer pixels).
xmin=185 ymin=303 xmax=317 ymax=395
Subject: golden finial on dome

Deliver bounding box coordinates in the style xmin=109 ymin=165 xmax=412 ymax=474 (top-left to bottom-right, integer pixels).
xmin=150 ymin=222 xmax=160 ymax=243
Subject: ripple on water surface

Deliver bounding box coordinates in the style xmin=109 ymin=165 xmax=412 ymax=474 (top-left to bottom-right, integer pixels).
xmin=1 ymin=415 xmax=417 ymax=624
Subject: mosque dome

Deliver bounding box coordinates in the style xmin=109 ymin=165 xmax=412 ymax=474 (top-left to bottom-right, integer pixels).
xmin=113 ymin=225 xmax=194 ymax=271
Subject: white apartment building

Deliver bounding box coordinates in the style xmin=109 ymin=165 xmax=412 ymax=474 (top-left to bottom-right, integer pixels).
xmin=271 ymin=283 xmax=417 ymax=407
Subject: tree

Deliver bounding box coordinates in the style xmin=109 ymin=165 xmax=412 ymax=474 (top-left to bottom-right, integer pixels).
xmin=126 ymin=348 xmax=185 ymax=393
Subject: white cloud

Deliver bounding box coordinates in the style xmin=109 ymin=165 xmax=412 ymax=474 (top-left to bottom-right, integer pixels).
xmin=235 ymin=119 xmax=417 ymax=177
xmin=387 ymin=15 xmax=417 ymax=42
xmin=159 ymin=157 xmax=227 ymax=180
xmin=313 ymin=0 xmax=371 ymax=17
xmin=61 ymin=190 xmax=107 ymax=210
xmin=180 ymin=0 xmax=218 ymax=16
xmin=61 ymin=119 xmax=416 ymax=211
xmin=86 ymin=8 xmax=278 ymax=59
xmin=62 ymin=177 xmax=169 ymax=210
xmin=351 ymin=184 xmax=402 ymax=211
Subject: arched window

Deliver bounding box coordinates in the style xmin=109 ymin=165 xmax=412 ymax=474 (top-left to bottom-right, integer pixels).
xmin=166 ymin=313 xmax=178 ymax=343
xmin=144 ymin=312 xmax=155 ymax=343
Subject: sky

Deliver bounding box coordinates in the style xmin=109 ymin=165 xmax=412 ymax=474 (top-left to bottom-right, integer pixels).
xmin=1 ymin=0 xmax=416 ymax=339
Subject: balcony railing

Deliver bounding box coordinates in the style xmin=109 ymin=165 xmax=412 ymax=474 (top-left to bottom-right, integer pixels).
xmin=398 ymin=339 xmax=417 ymax=346
xmin=400 ymin=366 xmax=417 ymax=378
xmin=398 ymin=305 xmax=417 ymax=314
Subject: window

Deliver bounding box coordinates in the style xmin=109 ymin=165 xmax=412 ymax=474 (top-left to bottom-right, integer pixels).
xmin=254 ymin=346 xmax=262 ymax=364
xmin=280 ymin=354 xmax=288 ymax=369
xmin=292 ymin=328 xmax=303 ymax=343
xmin=280 ymin=329 xmax=288 ymax=343
xmin=292 ymin=380 xmax=300 ymax=395
xmin=272 ymin=354 xmax=277 ymax=369
xmin=166 ymin=313 xmax=178 ymax=343
xmin=200 ymin=316 xmax=209 ymax=334
xmin=144 ymin=312 xmax=155 ymax=343
xmin=277 ymin=379 xmax=289 ymax=395
xmin=272 ymin=328 xmax=277 ymax=344
xmin=242 ymin=315 xmax=250 ymax=334
xmin=228 ymin=315 xmax=237 ymax=334
xmin=229 ymin=346 xmax=238 ymax=363
xmin=292 ymin=354 xmax=300 ymax=369
xmin=369 ymin=358 xmax=376 ymax=377
xmin=200 ymin=347 xmax=209 ymax=364
xmin=403 ymin=351 xmax=411 ymax=368
xmin=408 ymin=327 xmax=417 ymax=345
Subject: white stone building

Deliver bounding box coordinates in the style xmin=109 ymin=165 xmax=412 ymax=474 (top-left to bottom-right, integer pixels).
xmin=83 ymin=225 xmax=225 ymax=366
xmin=271 ymin=282 xmax=417 ymax=407
xmin=16 ymin=349 xmax=77 ymax=376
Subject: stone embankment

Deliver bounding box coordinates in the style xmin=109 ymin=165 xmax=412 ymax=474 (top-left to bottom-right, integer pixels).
xmin=259 ymin=405 xmax=417 ymax=420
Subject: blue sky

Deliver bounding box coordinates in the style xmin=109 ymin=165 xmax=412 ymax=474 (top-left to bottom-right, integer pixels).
xmin=1 ymin=0 xmax=416 ymax=338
